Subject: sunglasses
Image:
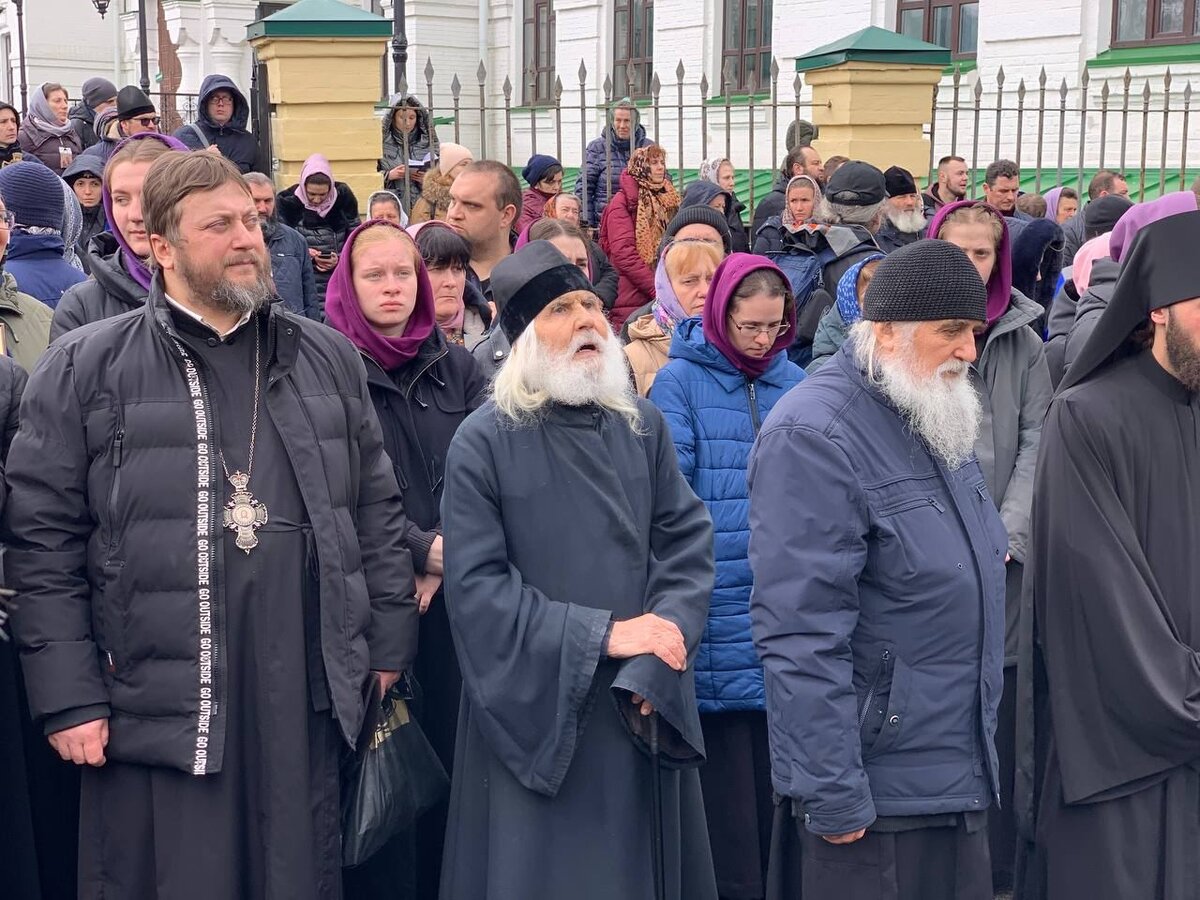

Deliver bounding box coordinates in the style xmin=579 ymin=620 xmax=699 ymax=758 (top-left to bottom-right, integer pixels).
xmin=132 ymin=116 xmax=160 ymax=127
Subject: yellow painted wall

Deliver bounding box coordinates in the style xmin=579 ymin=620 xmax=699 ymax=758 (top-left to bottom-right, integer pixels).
xmin=250 ymin=35 xmax=389 ymax=202
xmin=806 ymin=62 xmax=943 ymax=184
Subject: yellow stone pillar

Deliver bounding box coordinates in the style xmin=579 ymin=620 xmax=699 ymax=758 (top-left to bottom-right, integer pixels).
xmin=247 ymin=0 xmax=392 ymax=202
xmin=795 ymin=27 xmax=950 ymax=185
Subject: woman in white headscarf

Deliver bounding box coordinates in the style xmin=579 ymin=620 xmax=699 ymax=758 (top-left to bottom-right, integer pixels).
xmin=17 ymin=82 xmax=83 ymax=175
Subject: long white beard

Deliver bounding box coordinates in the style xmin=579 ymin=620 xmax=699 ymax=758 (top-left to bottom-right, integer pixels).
xmin=525 ymin=327 xmax=634 ymax=409
xmin=887 ymin=206 xmax=928 ymax=235
xmin=864 ymin=332 xmax=982 ymax=470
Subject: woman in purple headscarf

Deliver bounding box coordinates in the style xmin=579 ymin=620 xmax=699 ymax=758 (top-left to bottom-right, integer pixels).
xmin=648 ymin=252 xmax=804 ymax=900
xmin=50 ymin=131 xmax=190 ymax=340
xmin=324 ymin=218 xmax=485 ymax=900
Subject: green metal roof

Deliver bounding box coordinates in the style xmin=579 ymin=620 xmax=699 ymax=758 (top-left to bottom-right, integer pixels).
xmin=794 ymin=26 xmax=951 ymax=72
xmin=247 ymin=0 xmax=392 ymax=40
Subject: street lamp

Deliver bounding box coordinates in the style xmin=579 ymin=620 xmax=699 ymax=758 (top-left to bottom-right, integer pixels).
xmin=12 ymin=0 xmax=26 ymax=114
xmin=92 ymin=0 xmax=150 ymax=96
xmin=392 ymin=0 xmax=407 ymax=94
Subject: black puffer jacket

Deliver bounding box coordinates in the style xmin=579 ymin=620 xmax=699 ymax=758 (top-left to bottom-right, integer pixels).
xmin=51 ymin=233 xmax=148 ymax=341
xmin=276 ymin=184 xmax=360 ymax=315
xmin=0 ymin=354 xmax=26 ymax=461
xmin=5 ymin=281 xmax=418 ymax=774
xmin=363 ymin=329 xmax=486 ymax=571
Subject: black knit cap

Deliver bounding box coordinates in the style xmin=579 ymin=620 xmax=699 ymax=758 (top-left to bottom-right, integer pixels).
xmin=863 ymin=239 xmax=987 ymax=323
xmin=884 ymin=165 xmax=918 ymax=198
xmin=117 ymin=86 xmax=155 ymax=120
xmin=493 ymin=241 xmax=596 ymax=344
xmin=663 ymin=205 xmax=733 ymax=254
xmin=1083 ymin=194 xmax=1134 ymax=240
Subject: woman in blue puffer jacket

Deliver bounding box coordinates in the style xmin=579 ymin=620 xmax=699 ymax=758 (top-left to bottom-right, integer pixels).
xmin=649 ymin=252 xmax=803 ymax=900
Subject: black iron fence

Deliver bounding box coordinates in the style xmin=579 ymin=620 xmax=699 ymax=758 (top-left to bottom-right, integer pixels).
xmin=931 ymin=66 xmax=1196 ymax=199
xmin=386 ymin=57 xmax=1195 ymax=222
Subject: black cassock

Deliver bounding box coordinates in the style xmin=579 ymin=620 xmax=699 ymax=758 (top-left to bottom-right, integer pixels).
xmin=1020 ymin=210 xmax=1200 ymax=900
xmin=439 ymin=400 xmax=718 ymax=900
xmin=77 ymin=314 xmax=343 ymax=900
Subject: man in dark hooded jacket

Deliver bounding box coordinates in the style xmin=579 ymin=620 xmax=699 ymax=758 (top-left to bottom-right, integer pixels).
xmin=173 ymin=74 xmax=261 ymax=174
xmin=574 ymin=98 xmax=653 ymax=228
xmin=1019 ymin=209 xmax=1200 ymax=900
xmin=68 ymin=78 xmax=117 ymax=151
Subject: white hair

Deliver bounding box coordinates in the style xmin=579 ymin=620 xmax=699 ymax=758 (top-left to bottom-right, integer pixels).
xmin=815 ymin=197 xmax=886 ymax=232
xmin=849 ymin=319 xmax=982 ymax=470
xmin=492 ymin=323 xmax=644 ymax=433
xmin=885 ymin=204 xmax=928 ymax=235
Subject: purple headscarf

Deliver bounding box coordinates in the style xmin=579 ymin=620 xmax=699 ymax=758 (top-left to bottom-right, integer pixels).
xmin=702 ymin=253 xmax=797 ymax=380
xmin=1043 ymin=186 xmax=1064 ymax=222
xmin=928 ymin=199 xmax=1013 ymax=328
xmin=101 ymin=131 xmax=190 ymax=291
xmin=324 ymin=219 xmax=436 ymax=371
xmin=1109 ymin=191 xmax=1199 ymax=263
xmin=295 ymin=154 xmax=338 ymax=218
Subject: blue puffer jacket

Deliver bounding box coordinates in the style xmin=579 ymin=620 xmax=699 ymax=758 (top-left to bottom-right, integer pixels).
xmin=574 ymin=117 xmax=652 ymax=227
xmin=747 ymin=346 xmax=1007 ymax=836
xmin=650 ymin=317 xmax=804 ymax=714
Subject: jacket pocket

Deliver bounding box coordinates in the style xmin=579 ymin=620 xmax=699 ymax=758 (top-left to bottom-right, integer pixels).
xmin=97 ymin=560 xmax=128 ymax=679
xmin=858 ymin=646 xmax=912 ymax=759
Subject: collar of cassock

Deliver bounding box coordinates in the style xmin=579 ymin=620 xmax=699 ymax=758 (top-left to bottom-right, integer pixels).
xmin=165 ymin=292 xmax=253 ymax=341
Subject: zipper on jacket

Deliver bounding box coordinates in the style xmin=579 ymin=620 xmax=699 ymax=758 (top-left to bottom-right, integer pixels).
xmin=104 ymin=423 xmax=125 ymax=560
xmin=858 ymin=647 xmax=890 ymax=728
xmin=878 ymin=496 xmax=945 ymax=516
xmin=745 ymin=381 xmax=762 ymax=435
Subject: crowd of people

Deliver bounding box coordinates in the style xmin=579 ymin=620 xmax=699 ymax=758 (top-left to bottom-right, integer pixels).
xmin=0 ymin=78 xmax=1198 ymax=900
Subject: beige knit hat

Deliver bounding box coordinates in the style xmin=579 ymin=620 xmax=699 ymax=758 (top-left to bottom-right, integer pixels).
xmin=438 ymin=143 xmax=474 ymax=177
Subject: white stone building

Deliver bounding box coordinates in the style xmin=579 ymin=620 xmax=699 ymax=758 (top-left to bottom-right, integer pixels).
xmin=2 ymin=0 xmax=1196 ymax=191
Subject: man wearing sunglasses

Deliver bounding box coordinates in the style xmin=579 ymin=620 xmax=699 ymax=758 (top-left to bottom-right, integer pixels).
xmin=115 ymin=86 xmax=159 ymax=137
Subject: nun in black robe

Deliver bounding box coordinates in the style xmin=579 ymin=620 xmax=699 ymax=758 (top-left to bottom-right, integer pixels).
xmin=1017 ymin=209 xmax=1200 ymax=900
xmin=439 ymin=394 xmax=719 ymax=900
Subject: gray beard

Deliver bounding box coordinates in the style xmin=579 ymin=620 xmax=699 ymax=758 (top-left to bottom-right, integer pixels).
xmin=887 ymin=206 xmax=928 ymax=234
xmin=525 ymin=328 xmax=634 ymax=408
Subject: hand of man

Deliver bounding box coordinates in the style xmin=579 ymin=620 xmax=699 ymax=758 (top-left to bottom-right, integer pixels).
xmin=48 ymin=717 xmax=109 ymax=767
xmin=387 ymin=165 xmax=405 ymax=181
xmin=410 ymin=169 xmax=425 ymax=185
xmin=631 ymin=693 xmax=655 ymax=716
xmin=822 ymin=829 xmax=867 ymax=845
xmin=415 ymin=572 xmax=442 ymax=615
xmin=205 ymin=145 xmax=222 ymax=156
xmin=607 ymin=614 xmax=687 ymax=672
xmin=373 ymin=670 xmax=401 ymax=695
xmin=425 ymin=534 xmax=444 ymax=576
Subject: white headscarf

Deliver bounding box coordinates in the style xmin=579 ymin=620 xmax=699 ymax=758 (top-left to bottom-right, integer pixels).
xmin=28 ymin=83 xmax=74 ymax=138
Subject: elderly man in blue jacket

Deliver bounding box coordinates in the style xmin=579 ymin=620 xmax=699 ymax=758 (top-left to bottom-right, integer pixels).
xmin=747 ymin=239 xmax=1007 ymax=900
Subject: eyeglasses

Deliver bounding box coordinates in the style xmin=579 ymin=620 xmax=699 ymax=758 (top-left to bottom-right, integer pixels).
xmin=0 ymin=211 xmax=14 ymax=229
xmin=728 ymin=318 xmax=790 ymax=338
xmin=133 ymin=116 xmax=160 ymax=127
xmin=209 ymin=95 xmax=234 ymax=106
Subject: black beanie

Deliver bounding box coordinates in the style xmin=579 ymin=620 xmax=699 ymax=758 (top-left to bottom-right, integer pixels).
xmin=884 ymin=165 xmax=918 ymax=198
xmin=117 ymin=86 xmax=155 ymax=120
xmin=663 ymin=205 xmax=732 ymax=255
xmin=493 ymin=241 xmax=596 ymax=344
xmin=1083 ymin=195 xmax=1134 ymax=240
xmin=863 ymin=240 xmax=987 ymax=323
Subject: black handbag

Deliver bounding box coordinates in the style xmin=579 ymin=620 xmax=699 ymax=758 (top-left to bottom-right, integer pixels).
xmin=340 ymin=682 xmax=450 ymax=867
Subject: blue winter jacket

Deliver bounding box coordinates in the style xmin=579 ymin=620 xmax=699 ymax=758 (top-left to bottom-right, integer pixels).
xmin=747 ymin=345 xmax=1007 ymax=836
xmin=650 ymin=317 xmax=804 ymax=714
xmin=574 ymin=123 xmax=652 ymax=228
xmin=3 ymin=231 xmax=87 ymax=309
xmin=266 ymin=220 xmax=321 ymax=321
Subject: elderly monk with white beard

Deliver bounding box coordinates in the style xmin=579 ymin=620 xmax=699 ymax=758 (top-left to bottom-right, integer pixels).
xmin=747 ymin=240 xmax=1008 ymax=900
xmin=438 ymin=240 xmax=719 ymax=900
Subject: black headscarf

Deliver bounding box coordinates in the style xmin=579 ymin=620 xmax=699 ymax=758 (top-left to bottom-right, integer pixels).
xmin=1060 ymin=209 xmax=1200 ymax=392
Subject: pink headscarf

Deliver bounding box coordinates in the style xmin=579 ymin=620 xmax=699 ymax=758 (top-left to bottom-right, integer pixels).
xmin=294 ymin=154 xmax=338 ymax=218
xmin=1071 ymin=233 xmax=1112 ymax=295
xmin=324 ymin=220 xmax=436 ymax=371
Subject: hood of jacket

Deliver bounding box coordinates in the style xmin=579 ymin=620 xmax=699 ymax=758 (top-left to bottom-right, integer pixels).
xmin=626 ymin=311 xmax=670 ymax=344
xmin=63 ymin=154 xmax=106 ymax=184
xmin=0 ymin=269 xmax=32 ymax=312
xmin=669 ymin=315 xmax=796 ymax=388
xmin=69 ymin=102 xmax=96 ymax=126
xmin=984 ymin=289 xmax=1042 ymax=348
xmin=1011 ymin=216 xmax=1064 ymax=306
xmin=197 ymin=74 xmax=251 ymax=132
xmin=680 ymin=179 xmax=732 ymax=216
xmin=929 ymin=199 xmax=1013 ymax=327
xmin=382 ymin=94 xmax=435 ymax=148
